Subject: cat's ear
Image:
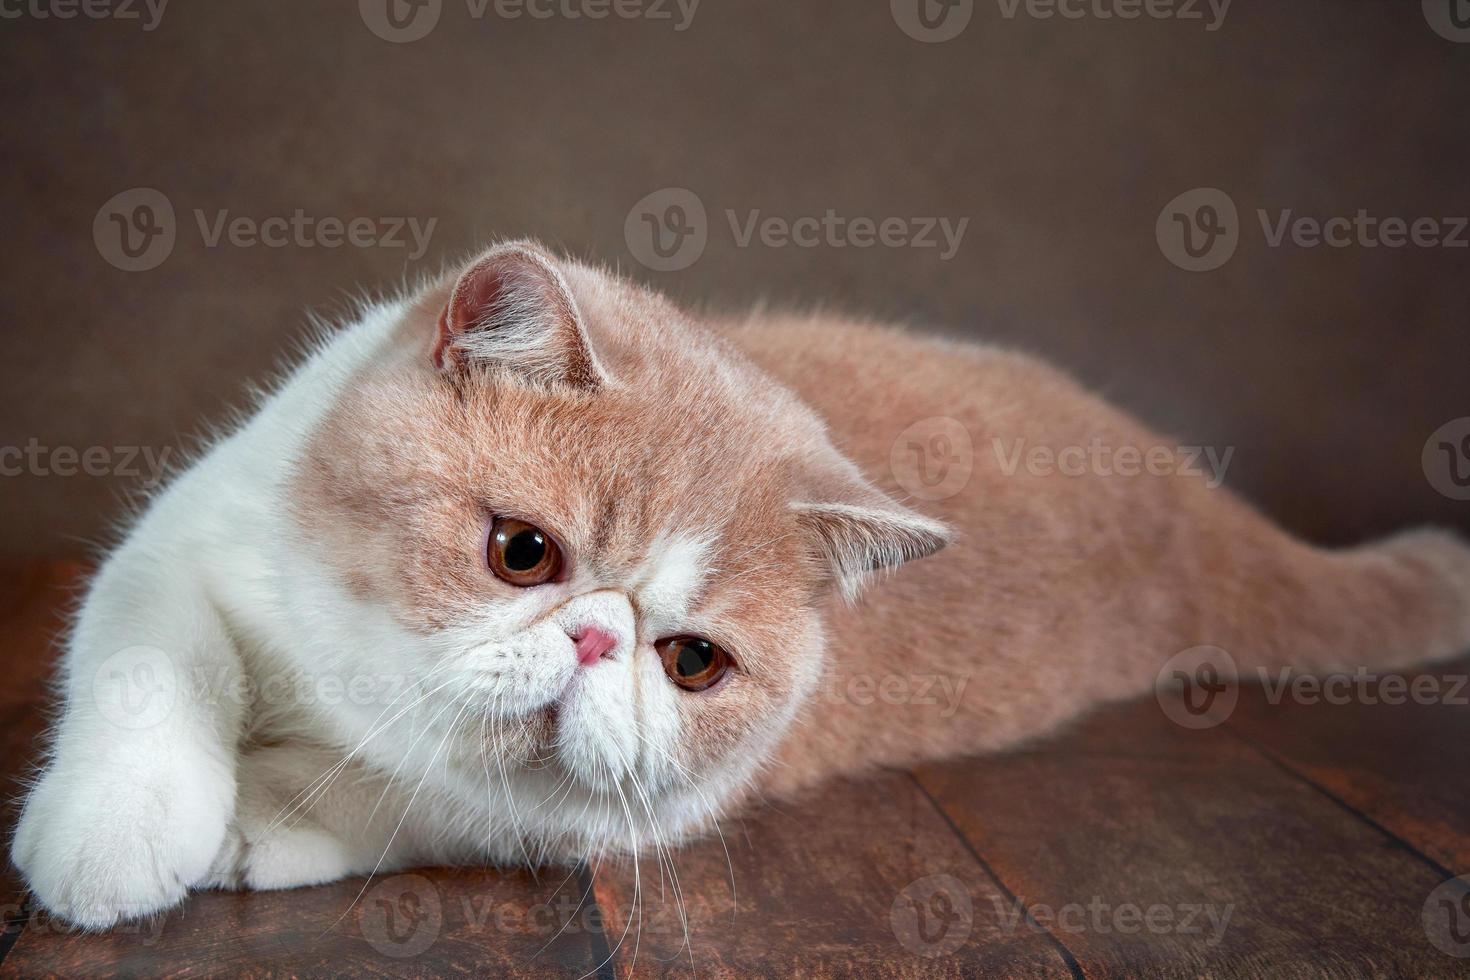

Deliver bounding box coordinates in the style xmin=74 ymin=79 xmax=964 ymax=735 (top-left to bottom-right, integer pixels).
xmin=792 ymin=460 xmax=951 ymax=602
xmin=432 ymin=241 xmax=607 ymax=390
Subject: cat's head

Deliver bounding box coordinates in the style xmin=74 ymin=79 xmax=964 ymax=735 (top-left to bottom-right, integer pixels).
xmin=291 ymin=241 xmax=947 ymax=852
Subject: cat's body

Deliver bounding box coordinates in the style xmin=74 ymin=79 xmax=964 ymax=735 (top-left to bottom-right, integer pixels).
xmin=13 ymin=243 xmax=1470 ymax=929
xmin=734 ymin=315 xmax=1470 ymax=793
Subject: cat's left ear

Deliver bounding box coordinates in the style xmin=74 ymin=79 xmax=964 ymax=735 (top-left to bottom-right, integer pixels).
xmin=432 ymin=241 xmax=607 ymax=390
xmin=792 ymin=459 xmax=951 ymax=602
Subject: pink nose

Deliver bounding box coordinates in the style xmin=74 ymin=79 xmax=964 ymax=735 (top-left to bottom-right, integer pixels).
xmin=572 ymin=626 xmax=617 ymax=667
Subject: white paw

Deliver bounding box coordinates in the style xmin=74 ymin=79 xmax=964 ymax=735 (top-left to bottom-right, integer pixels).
xmin=206 ymin=745 xmax=366 ymax=893
xmin=12 ymin=757 xmax=233 ymax=929
xmin=208 ymin=816 xmax=356 ymax=892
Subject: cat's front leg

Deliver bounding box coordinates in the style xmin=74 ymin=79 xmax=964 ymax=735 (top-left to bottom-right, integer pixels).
xmin=209 ymin=742 xmax=431 ymax=892
xmin=11 ymin=552 xmax=246 ymax=928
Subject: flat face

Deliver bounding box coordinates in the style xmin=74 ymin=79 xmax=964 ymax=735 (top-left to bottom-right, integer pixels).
xmin=287 ymin=283 xmax=834 ymax=854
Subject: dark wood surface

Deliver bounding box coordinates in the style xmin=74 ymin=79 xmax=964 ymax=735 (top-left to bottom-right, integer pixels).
xmin=1 ymin=562 xmax=1467 ymax=978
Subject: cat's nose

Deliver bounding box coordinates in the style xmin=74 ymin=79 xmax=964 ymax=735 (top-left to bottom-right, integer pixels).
xmin=571 ymin=625 xmax=618 ymax=667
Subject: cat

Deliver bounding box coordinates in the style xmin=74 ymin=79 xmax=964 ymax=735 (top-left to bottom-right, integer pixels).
xmin=12 ymin=241 xmax=1470 ymax=929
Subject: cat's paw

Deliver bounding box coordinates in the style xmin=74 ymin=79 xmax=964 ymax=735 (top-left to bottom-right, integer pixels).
xmin=12 ymin=756 xmax=233 ymax=929
xmin=208 ymin=815 xmax=357 ymax=892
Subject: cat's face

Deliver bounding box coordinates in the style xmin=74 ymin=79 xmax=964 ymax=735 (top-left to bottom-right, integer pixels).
xmin=291 ymin=243 xmax=946 ymax=853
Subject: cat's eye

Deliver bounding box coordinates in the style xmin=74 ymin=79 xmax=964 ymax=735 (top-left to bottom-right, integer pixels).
xmin=655 ymin=636 xmax=733 ymax=692
xmin=487 ymin=517 xmax=563 ymax=587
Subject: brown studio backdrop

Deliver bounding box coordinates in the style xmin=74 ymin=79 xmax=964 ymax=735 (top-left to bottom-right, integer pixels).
xmin=1 ymin=0 xmax=1467 ymax=558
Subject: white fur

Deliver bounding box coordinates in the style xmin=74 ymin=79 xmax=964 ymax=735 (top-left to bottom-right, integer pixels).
xmin=10 ymin=298 xmax=754 ymax=927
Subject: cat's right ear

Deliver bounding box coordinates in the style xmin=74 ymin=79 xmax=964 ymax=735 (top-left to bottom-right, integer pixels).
xmin=432 ymin=242 xmax=607 ymax=390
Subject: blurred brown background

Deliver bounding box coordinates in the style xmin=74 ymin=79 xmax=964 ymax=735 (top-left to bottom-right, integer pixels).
xmin=1 ymin=0 xmax=1466 ymax=557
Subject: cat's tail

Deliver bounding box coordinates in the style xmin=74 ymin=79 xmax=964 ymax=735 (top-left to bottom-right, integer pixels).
xmin=1208 ymin=525 xmax=1470 ymax=676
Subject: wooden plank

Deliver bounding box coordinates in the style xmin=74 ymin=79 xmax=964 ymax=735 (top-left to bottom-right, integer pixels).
xmin=591 ymin=772 xmax=1075 ymax=978
xmin=915 ymin=699 xmax=1460 ymax=978
xmin=1229 ymin=654 xmax=1470 ymax=873
xmin=1 ymin=866 xmax=608 ymax=978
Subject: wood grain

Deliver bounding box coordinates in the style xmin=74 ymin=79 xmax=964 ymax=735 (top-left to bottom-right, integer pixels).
xmin=592 ymin=772 xmax=1075 ymax=978
xmin=1229 ymin=655 xmax=1470 ymax=873
xmin=915 ymin=700 xmax=1462 ymax=978
xmin=1 ymin=866 xmax=606 ymax=979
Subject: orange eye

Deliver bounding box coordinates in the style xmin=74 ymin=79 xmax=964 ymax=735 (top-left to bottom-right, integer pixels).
xmin=655 ymin=636 xmax=733 ymax=692
xmin=487 ymin=517 xmax=563 ymax=587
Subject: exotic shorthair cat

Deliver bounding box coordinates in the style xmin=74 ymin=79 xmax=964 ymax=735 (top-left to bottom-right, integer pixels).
xmin=14 ymin=242 xmax=1470 ymax=928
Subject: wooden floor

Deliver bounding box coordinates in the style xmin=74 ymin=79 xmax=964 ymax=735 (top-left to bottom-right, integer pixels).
xmin=1 ymin=562 xmax=1467 ymax=978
